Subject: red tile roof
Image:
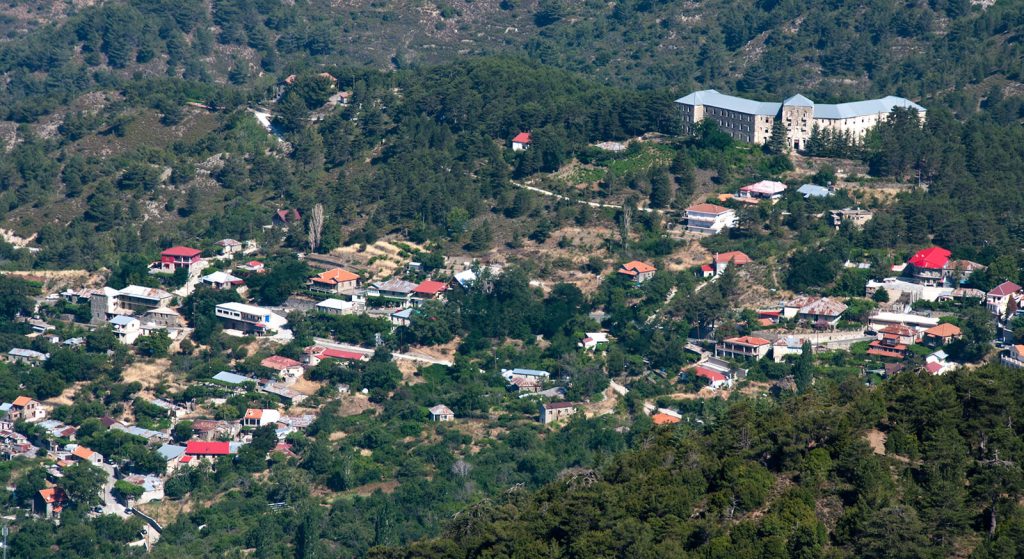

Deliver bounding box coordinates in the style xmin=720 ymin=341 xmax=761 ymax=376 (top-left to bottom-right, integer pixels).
xmin=925 ymin=362 xmax=943 ymax=374
xmin=652 ymin=413 xmax=681 ymax=425
xmin=161 ymin=246 xmax=202 ymax=258
xmin=72 ymin=446 xmax=96 ymax=460
xmin=244 ymin=409 xmax=263 ymax=420
xmin=988 ymin=281 xmax=1022 ymax=297
xmin=714 ymin=251 xmax=752 ymax=266
xmin=185 ymin=441 xmax=232 ymax=456
xmin=686 ymin=203 xmax=732 ymax=215
xmin=512 ymin=132 xmax=531 ymax=144
xmin=695 ymin=366 xmax=727 ymax=383
xmin=39 ymin=487 xmax=67 ymax=505
xmin=620 ymin=260 xmax=656 ymax=274
xmin=413 ymin=280 xmax=448 ymax=295
xmin=908 ymin=247 xmax=951 ymax=270
xmin=925 ymin=323 xmax=962 ymax=338
xmin=12 ymin=396 xmax=32 ymax=407
xmin=724 ymin=336 xmax=771 ymax=346
xmin=261 ymin=356 xmax=302 ymax=370
xmin=305 ymin=346 xmax=369 ymax=361
xmin=311 ymin=268 xmax=359 ymax=285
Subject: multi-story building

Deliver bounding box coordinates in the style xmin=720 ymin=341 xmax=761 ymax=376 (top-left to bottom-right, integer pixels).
xmin=215 ymin=302 xmax=288 ymax=335
xmin=685 ymin=203 xmax=737 ymax=235
xmin=90 ymin=285 xmax=174 ymax=324
xmin=906 ymin=247 xmax=952 ymax=287
xmin=715 ymin=336 xmax=772 ymax=361
xmin=830 ymin=207 xmax=874 ymax=229
xmin=157 ymin=246 xmax=204 ymax=274
xmin=676 ymin=90 xmax=926 ymax=150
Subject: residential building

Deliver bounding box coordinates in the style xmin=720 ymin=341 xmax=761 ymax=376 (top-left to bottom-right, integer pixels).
xmin=273 ymin=209 xmax=301 ymax=227
xmin=110 ymin=315 xmax=142 ymax=344
xmin=368 ymin=278 xmax=419 ymax=302
xmin=652 ymin=412 xmax=681 ymax=425
xmin=502 ymin=368 xmax=550 ymax=383
xmin=238 ymin=260 xmax=265 ymax=273
xmin=121 ymin=475 xmax=164 ymax=504
xmin=412 ymin=280 xmax=448 ymax=302
xmin=830 ymin=207 xmax=874 ymax=229
xmin=157 ymin=246 xmax=204 ymax=273
xmin=70 ymin=445 xmax=103 ymax=465
xmin=241 ymin=408 xmax=282 ymax=428
xmin=309 ymin=268 xmax=360 ymax=294
xmin=302 ymin=346 xmax=370 ymax=367
xmin=259 ymin=382 xmax=308 ymax=405
xmin=675 ymin=89 xmax=926 ymax=149
xmin=214 ymin=302 xmax=288 ymax=335
xmin=7 ymin=396 xmax=46 ymax=422
xmin=685 ymin=203 xmax=737 ymax=235
xmin=905 ymin=247 xmax=952 ymax=286
xmin=867 ymin=312 xmax=939 ymax=333
xmin=142 ymin=307 xmax=187 ymax=330
xmin=540 ymin=402 xmax=577 ymax=424
xmin=316 ymin=298 xmax=356 ymax=315
xmin=261 ymin=356 xmax=304 ymax=382
xmin=797 ymin=183 xmax=832 ymax=198
xmin=694 ymin=365 xmax=731 ymax=389
xmin=617 ymin=261 xmax=657 ymax=283
xmin=868 ymin=324 xmax=917 ymax=359
xmin=923 ymin=323 xmax=962 ymax=346
xmin=865 ymin=277 xmax=952 ymax=304
xmin=772 ymin=336 xmax=808 ymax=363
xmin=945 ymin=259 xmax=985 ymax=285
xmin=215 ymin=239 xmax=243 ymax=255
xmin=797 ymin=297 xmax=848 ymax=327
xmin=6 ymin=348 xmax=48 ymax=365
xmin=184 ymin=441 xmax=236 ymax=459
xmin=511 ymin=132 xmax=531 ymax=151
xmin=715 ymin=336 xmax=772 ymax=361
xmin=157 ymin=444 xmax=188 ymax=474
xmin=713 ymin=251 xmax=751 ymax=275
xmin=1001 ymin=344 xmax=1024 ymax=369
xmin=191 ymin=419 xmax=241 ymax=441
xmin=986 ymin=281 xmax=1022 ymax=316
xmin=90 ymin=285 xmax=173 ymax=325
xmin=924 ymin=350 xmax=954 ymax=375
xmin=579 ymin=332 xmax=610 ymax=351
xmin=390 ymin=307 xmax=414 ymax=327
xmin=737 ymin=180 xmax=787 ymax=203
xmin=36 ymin=487 xmax=68 ymax=519
xmin=211 ymin=371 xmax=256 ymax=386
xmin=201 ymin=271 xmax=245 ymax=290
xmin=429 ymin=404 xmax=455 ymax=422
xmin=782 ymin=296 xmax=819 ymax=319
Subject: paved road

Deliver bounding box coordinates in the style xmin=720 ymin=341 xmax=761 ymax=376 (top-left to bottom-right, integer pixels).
xmin=312 ymin=338 xmax=454 ymax=367
xmin=511 ymin=181 xmax=664 ymax=213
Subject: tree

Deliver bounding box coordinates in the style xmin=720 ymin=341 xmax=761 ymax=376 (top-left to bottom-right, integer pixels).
xmin=136 ymin=330 xmax=172 ymax=358
xmin=765 ymin=120 xmax=789 ymax=155
xmin=307 ymin=203 xmax=325 ymax=253
xmin=62 ymin=461 xmax=107 ymax=509
xmin=793 ymin=341 xmax=814 ymax=393
xmin=0 ymin=275 xmax=37 ymax=319
xmin=172 ymin=420 xmax=193 ymax=443
xmin=872 ymin=288 xmax=890 ymax=303
xmin=113 ymin=479 xmax=144 ymax=502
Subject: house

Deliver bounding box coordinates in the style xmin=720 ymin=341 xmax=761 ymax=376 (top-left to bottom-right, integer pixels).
xmin=865 ymin=277 xmax=953 ymax=304
xmin=121 ymin=475 xmax=164 ymax=504
xmin=502 ymin=368 xmax=551 ymax=383
xmin=7 ymin=396 xmax=46 ymax=422
xmin=142 ymin=307 xmax=187 ymax=330
xmin=211 ymin=371 xmax=256 ymax=386
xmin=867 ymin=312 xmax=939 ymax=333
xmin=70 ymin=445 xmax=103 ymax=465
xmin=868 ymin=324 xmax=917 ymax=359
xmin=737 ymin=180 xmax=787 ymax=203
xmin=796 ymin=183 xmax=832 ymax=198
xmin=715 ymin=336 xmax=771 ymax=361
xmin=110 ymin=315 xmax=142 ymax=344
xmin=316 ymin=298 xmax=356 ymax=316
xmin=201 ymin=271 xmax=245 ymax=290
xmin=309 ymin=268 xmax=360 ymax=294
xmin=986 ymin=281 xmax=1022 ymax=316
xmin=390 ymin=308 xmax=414 ymax=327
xmin=242 ymin=408 xmax=282 ymax=428
xmin=215 ymin=239 xmax=243 ymax=255
xmin=579 ymin=332 xmax=610 ymax=351
xmin=685 ymin=203 xmax=737 ymax=235
xmin=652 ymin=412 xmax=681 ymax=425
xmin=157 ymin=444 xmax=188 ymax=474
xmin=259 ymin=382 xmax=308 ymax=405
xmin=6 ymin=348 xmax=48 ymax=365
xmin=157 ymin=246 xmax=204 ymax=274
xmin=923 ymin=323 xmax=962 ymax=346
xmin=699 ymin=264 xmax=715 ymax=278
xmin=302 ymin=346 xmax=370 ymax=367
xmin=429 ymin=404 xmax=455 ymax=422
xmin=39 ymin=420 xmax=77 ymax=441
xmin=191 ymin=420 xmax=241 ymax=441
xmin=149 ymin=398 xmax=188 ymax=419
xmin=540 ymin=402 xmax=577 ymax=424
xmin=618 ymin=261 xmax=657 ymax=283
xmin=830 ymin=207 xmax=874 ymax=229
xmin=906 ymin=247 xmax=952 ymax=287
xmin=36 ymin=487 xmax=68 ymax=519
xmin=712 ymin=251 xmax=752 ymax=275
xmin=452 ymin=269 xmax=478 ymax=289
xmin=238 ymin=260 xmax=265 ymax=273
xmin=1001 ymin=344 xmax=1024 ymax=369
xmin=185 ymin=441 xmax=235 ymax=459
xmin=507 ymin=376 xmax=543 ymax=393
xmin=214 ymin=302 xmax=288 ymax=335
xmin=273 ymin=209 xmax=301 ymax=227
xmin=90 ymin=285 xmax=174 ymax=325
xmin=924 ymin=350 xmax=954 ymax=375
xmin=261 ymin=356 xmax=304 ymax=382
xmin=694 ymin=365 xmax=731 ymax=389
xmin=772 ymin=336 xmax=807 ymax=363
xmin=511 ymin=132 xmax=531 ymax=151
xmin=368 ymin=278 xmax=419 ymax=301
xmin=797 ymin=297 xmax=848 ymax=327
xmin=412 ymin=280 xmax=448 ymax=302
xmin=781 ymin=296 xmax=819 ymax=319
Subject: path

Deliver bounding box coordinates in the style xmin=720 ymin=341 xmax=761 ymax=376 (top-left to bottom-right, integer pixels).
xmin=645 ymin=286 xmax=678 ymax=325
xmin=510 ymin=181 xmax=664 ymax=213
xmin=312 ymin=338 xmax=453 ymax=367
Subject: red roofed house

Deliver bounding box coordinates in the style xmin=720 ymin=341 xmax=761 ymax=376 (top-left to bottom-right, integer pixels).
xmin=685 ymin=203 xmax=737 ymax=235
xmin=412 ymin=280 xmax=448 ymax=302
xmin=694 ymin=366 xmax=731 ymax=389
xmin=715 ymin=336 xmax=771 ymax=361
xmin=261 ymin=356 xmax=304 ymax=382
xmin=273 ymin=208 xmax=301 ymax=227
xmin=239 ymin=260 xmax=266 ymax=273
xmin=923 ymin=323 xmax=962 ymax=347
xmin=618 ymin=261 xmax=657 ymax=283
xmin=712 ymin=251 xmax=752 ymax=275
xmin=159 ymin=246 xmax=203 ymax=273
xmin=868 ymin=324 xmax=917 ymax=359
xmin=986 ymin=281 xmax=1023 ymax=316
xmin=36 ymin=487 xmax=68 ymax=519
xmin=1001 ymin=344 xmax=1024 ymax=369
xmin=652 ymin=412 xmax=681 ymax=425
xmin=699 ymin=264 xmax=715 ymax=278
xmin=511 ymin=132 xmax=532 ymax=151
xmin=8 ymin=395 xmax=45 ymax=422
xmin=302 ymin=345 xmax=371 ymax=367
xmin=71 ymin=445 xmax=103 ymax=465
xmin=309 ymin=268 xmax=360 ymax=295
xmin=241 ymin=408 xmax=281 ymax=428
xmin=906 ymin=247 xmax=951 ymax=286
xmin=185 ymin=441 xmax=233 ymax=458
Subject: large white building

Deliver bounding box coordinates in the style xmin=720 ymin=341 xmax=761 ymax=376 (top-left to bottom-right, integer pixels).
xmin=685 ymin=203 xmax=737 ymax=235
xmin=676 ymin=90 xmax=926 ymax=150
xmin=215 ymin=302 xmax=288 ymax=335
xmin=90 ymin=285 xmax=174 ymax=325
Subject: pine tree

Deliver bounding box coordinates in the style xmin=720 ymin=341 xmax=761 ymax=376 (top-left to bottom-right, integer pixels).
xmin=765 ymin=120 xmax=790 ymax=155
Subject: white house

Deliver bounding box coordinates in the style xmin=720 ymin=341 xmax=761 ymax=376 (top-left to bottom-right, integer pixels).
xmin=429 ymin=404 xmax=454 ymax=422
xmin=797 ymin=297 xmax=848 ymax=327
xmin=260 ymin=356 xmax=304 ymax=383
xmin=315 ymin=298 xmax=356 ymax=316
xmin=241 ymin=408 xmax=282 ymax=428
xmin=201 ymin=271 xmax=245 ymax=290
xmin=511 ymin=132 xmax=531 ymax=151
xmin=737 ymin=180 xmax=787 ymax=203
xmin=110 ymin=315 xmax=142 ymax=345
xmin=685 ymin=203 xmax=737 ymax=235
xmin=214 ymin=302 xmax=288 ymax=335
xmin=579 ymin=332 xmax=610 ymax=351
xmin=986 ymin=281 xmax=1022 ymax=316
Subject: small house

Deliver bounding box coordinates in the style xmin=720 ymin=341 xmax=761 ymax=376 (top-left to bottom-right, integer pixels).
xmin=316 ymin=298 xmax=356 ymax=316
xmin=868 ymin=324 xmax=917 ymax=359
xmin=796 ymin=183 xmax=833 ymax=198
xmin=184 ymin=440 xmax=236 ymax=459
xmin=429 ymin=404 xmax=454 ymax=422
xmin=685 ymin=203 xmax=737 ymax=235
xmin=737 ymin=180 xmax=787 ymax=203
xmin=390 ymin=308 xmax=414 ymax=327
xmin=302 ymin=345 xmax=370 ymax=367
xmin=712 ymin=251 xmax=751 ymax=275
xmin=511 ymin=132 xmax=532 ymax=151
xmin=797 ymin=297 xmax=848 ymax=327
xmin=6 ymin=348 xmax=48 ymax=365
xmin=36 ymin=487 xmax=68 ymax=519
xmin=242 ymin=408 xmax=282 ymax=428
xmin=617 ymin=261 xmax=657 ymax=283
xmin=651 ymin=413 xmax=681 ymax=425
xmin=540 ymin=402 xmax=577 ymax=425
xmin=715 ymin=336 xmax=771 ymax=361
xmin=70 ymin=445 xmax=104 ymax=466
xmin=238 ymin=261 xmax=265 ymax=273
xmin=694 ymin=366 xmax=731 ymax=389
xmin=201 ymin=271 xmax=245 ymax=290
xmin=158 ymin=246 xmax=204 ymax=273
xmin=110 ymin=315 xmax=142 ymax=344
xmin=273 ymin=209 xmax=301 ymax=227
xmin=309 ymin=268 xmax=360 ymax=294
xmin=7 ymin=396 xmax=46 ymax=422
xmin=261 ymin=355 xmax=304 ymax=382
xmin=986 ymin=281 xmax=1022 ymax=316
xmin=579 ymin=332 xmax=610 ymax=351
xmin=1001 ymin=344 xmax=1024 ymax=369
xmin=368 ymin=278 xmax=419 ymax=301
xmin=412 ymin=280 xmax=448 ymax=302
xmin=923 ymin=323 xmax=962 ymax=346
xmin=215 ymin=239 xmax=243 ymax=255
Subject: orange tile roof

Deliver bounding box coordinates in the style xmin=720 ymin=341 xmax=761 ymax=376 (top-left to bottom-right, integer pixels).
xmin=925 ymin=323 xmax=962 ymax=337
xmin=12 ymin=396 xmax=32 ymax=407
xmin=686 ymin=203 xmax=732 ymax=215
xmin=244 ymin=409 xmax=263 ymax=420
xmin=724 ymin=336 xmax=771 ymax=346
xmin=311 ymin=268 xmax=359 ymax=285
xmin=72 ymin=446 xmax=95 ymax=460
xmin=620 ymin=261 xmax=656 ymax=274
xmin=652 ymin=413 xmax=681 ymax=425
xmin=713 ymin=251 xmax=752 ymax=266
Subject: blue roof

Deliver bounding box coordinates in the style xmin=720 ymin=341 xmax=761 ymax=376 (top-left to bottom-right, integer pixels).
xmin=813 ymin=96 xmax=925 ymax=119
xmin=212 ymin=371 xmax=252 ymax=385
xmin=676 ymin=90 xmax=781 ymax=116
xmin=157 ymin=444 xmax=186 ymax=460
xmin=784 ymin=94 xmax=814 ymax=107
xmin=797 ymin=184 xmax=833 ymax=198
xmin=508 ymin=368 xmax=549 ymax=377
xmin=109 ymin=315 xmax=138 ymax=326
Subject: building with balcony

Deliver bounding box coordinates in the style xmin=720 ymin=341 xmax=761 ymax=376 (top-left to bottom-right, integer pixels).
xmin=215 ymin=302 xmax=287 ymax=335
xmin=157 ymin=246 xmax=204 ymax=273
xmin=715 ymin=336 xmax=771 ymax=361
